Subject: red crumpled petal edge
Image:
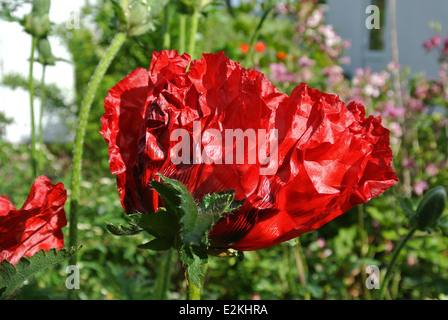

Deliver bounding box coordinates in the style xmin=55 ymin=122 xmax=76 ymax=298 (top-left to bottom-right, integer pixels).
xmin=0 ymin=175 xmax=67 ymax=266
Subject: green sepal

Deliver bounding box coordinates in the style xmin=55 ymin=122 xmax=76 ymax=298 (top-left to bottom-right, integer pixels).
xmin=201 ymin=190 xmax=244 ymax=215
xmin=138 ymin=237 xmax=174 ymax=251
xmin=0 ymin=246 xmax=80 ymax=300
xmin=181 ymin=190 xmax=243 ymax=247
xmin=131 ymin=208 xmax=179 ymax=239
xmin=179 ymin=245 xmax=208 ymax=288
xmin=151 ymin=174 xmax=198 ymax=221
xmin=105 ymin=220 xmax=143 ymax=236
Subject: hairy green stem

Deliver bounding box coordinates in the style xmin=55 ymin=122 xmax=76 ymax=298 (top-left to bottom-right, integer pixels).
xmin=38 ymin=64 xmax=46 ymax=173
xmin=67 ymin=32 xmax=126 ymax=293
xmin=244 ymin=5 xmax=274 ymax=68
xmin=358 ymin=204 xmax=371 ymax=300
xmin=379 ymin=227 xmax=416 ymax=300
xmin=187 ymin=9 xmax=200 ymax=59
xmin=186 ymin=264 xmax=203 ymax=300
xmin=162 ymin=4 xmax=171 ymax=49
xmin=28 ymin=36 xmax=38 ymax=177
xmin=179 ymin=14 xmax=186 ymax=54
xmin=293 ymin=239 xmax=310 ymax=300
xmin=153 ymin=249 xmax=174 ymax=299
xmin=186 ymin=276 xmax=201 ymax=300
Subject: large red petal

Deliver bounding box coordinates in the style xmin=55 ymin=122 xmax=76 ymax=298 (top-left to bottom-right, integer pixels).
xmin=0 ymin=176 xmax=67 ymax=265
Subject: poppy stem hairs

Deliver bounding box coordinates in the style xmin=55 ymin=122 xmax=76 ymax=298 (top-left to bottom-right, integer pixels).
xmin=67 ymin=31 xmax=127 ymax=284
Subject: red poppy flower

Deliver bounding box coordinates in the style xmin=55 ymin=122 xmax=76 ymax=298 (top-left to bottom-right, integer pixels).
xmin=0 ymin=176 xmax=67 ymax=265
xmin=100 ymin=50 xmax=397 ymax=251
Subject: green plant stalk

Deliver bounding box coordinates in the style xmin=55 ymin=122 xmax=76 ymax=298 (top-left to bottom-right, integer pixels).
xmin=38 ymin=64 xmax=46 ymax=173
xmin=67 ymin=32 xmax=126 ymax=274
xmin=358 ymin=204 xmax=371 ymax=300
xmin=293 ymin=239 xmax=310 ymax=300
xmin=186 ymin=262 xmax=204 ymax=300
xmin=179 ymin=14 xmax=186 ymax=53
xmin=28 ymin=36 xmax=38 ymax=177
xmin=187 ymin=8 xmax=200 ymax=59
xmin=244 ymin=4 xmax=274 ymax=68
xmin=186 ymin=271 xmax=202 ymax=300
xmin=379 ymin=227 xmax=416 ymax=300
xmin=152 ymin=248 xmax=174 ymax=299
xmin=162 ymin=4 xmax=171 ymax=49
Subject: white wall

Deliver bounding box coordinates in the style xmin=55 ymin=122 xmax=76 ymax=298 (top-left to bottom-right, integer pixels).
xmin=326 ymin=0 xmax=448 ymax=78
xmin=0 ymin=1 xmax=83 ymax=144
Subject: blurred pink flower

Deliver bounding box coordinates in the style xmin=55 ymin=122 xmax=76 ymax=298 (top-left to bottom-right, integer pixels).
xmin=383 ymin=102 xmax=405 ymax=119
xmin=388 ymin=122 xmax=403 ymax=137
xmin=269 ymin=62 xmax=298 ymax=83
xmin=425 ymin=163 xmax=439 ymax=177
xmin=407 ymin=255 xmax=418 ymax=266
xmin=423 ymin=35 xmax=441 ymax=51
xmin=316 ymin=238 xmax=326 ymax=248
xmin=413 ymin=180 xmax=429 ymax=196
xmin=402 ymin=156 xmax=417 ymax=170
xmin=306 ymin=9 xmax=324 ymax=28
xmin=298 ymin=55 xmax=315 ymax=68
xmin=385 ymin=240 xmax=394 ymax=253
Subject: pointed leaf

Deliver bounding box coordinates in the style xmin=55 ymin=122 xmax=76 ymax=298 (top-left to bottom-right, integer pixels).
xmin=130 ymin=209 xmax=179 ymax=239
xmin=138 ymin=237 xmax=173 ymax=251
xmin=181 ymin=190 xmax=242 ymax=247
xmin=179 ymin=245 xmax=206 ymax=288
xmin=0 ymin=247 xmax=80 ymax=300
xmin=105 ymin=221 xmax=143 ymax=236
xmin=151 ymin=174 xmax=198 ymax=220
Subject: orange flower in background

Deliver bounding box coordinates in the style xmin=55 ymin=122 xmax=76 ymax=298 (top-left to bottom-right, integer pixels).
xmin=254 ymin=41 xmax=267 ymax=52
xmin=239 ymin=43 xmax=250 ymax=54
xmin=276 ymin=51 xmax=287 ymax=60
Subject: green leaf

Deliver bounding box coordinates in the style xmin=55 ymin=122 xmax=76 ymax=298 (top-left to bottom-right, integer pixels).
xmin=201 ymin=190 xmax=244 ymax=214
xmin=105 ymin=221 xmax=143 ymax=236
xmin=436 ymin=215 xmax=448 ymax=237
xmin=130 ymin=209 xmax=179 ymax=239
xmin=398 ymin=196 xmax=415 ymax=218
xmin=181 ymin=190 xmax=243 ymax=247
xmin=151 ymin=174 xmax=198 ymax=221
xmin=138 ymin=237 xmax=173 ymax=251
xmin=0 ymin=247 xmax=80 ymax=300
xmin=179 ymin=245 xmax=207 ymax=288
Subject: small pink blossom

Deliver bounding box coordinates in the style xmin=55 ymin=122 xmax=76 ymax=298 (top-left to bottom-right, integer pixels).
xmin=383 ymin=102 xmax=405 ymax=119
xmin=413 ymin=180 xmax=429 ymax=196
xmin=316 ymin=238 xmax=326 ymax=248
xmin=425 ymin=163 xmax=439 ymax=177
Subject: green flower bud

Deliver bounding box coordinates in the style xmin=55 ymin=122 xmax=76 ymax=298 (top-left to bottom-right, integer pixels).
xmin=22 ymin=0 xmax=51 ymax=37
xmin=37 ymin=37 xmax=56 ymax=66
xmin=113 ymin=0 xmax=169 ymax=37
xmin=410 ymin=186 xmax=447 ymax=231
xmin=31 ymin=0 xmax=51 ymax=17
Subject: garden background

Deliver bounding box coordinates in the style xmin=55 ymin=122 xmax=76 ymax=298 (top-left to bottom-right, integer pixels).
xmin=0 ymin=0 xmax=447 ymax=300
